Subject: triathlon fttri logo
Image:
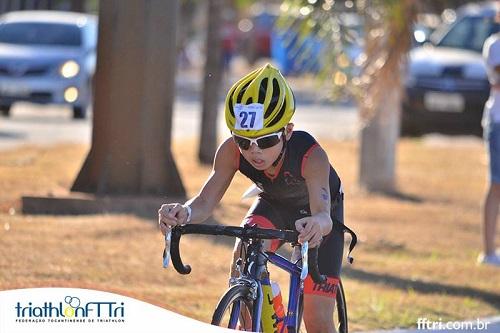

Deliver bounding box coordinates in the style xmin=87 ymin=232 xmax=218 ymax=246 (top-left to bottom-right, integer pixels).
xmin=15 ymin=295 xmax=125 ymax=323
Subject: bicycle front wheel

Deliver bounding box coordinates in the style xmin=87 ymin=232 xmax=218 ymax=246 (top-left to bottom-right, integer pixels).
xmin=297 ymin=279 xmax=348 ymax=333
xmin=211 ymin=284 xmax=257 ymax=331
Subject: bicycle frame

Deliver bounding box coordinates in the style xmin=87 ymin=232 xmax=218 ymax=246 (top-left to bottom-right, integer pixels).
xmin=236 ymin=240 xmax=304 ymax=333
xmin=268 ymin=252 xmax=303 ymax=332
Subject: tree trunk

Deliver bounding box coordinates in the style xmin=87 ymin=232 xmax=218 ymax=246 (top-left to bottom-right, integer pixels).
xmin=359 ymin=88 xmax=401 ymax=192
xmin=198 ymin=0 xmax=223 ymax=164
xmin=358 ymin=1 xmax=415 ymax=193
xmin=72 ymin=0 xmax=185 ymax=197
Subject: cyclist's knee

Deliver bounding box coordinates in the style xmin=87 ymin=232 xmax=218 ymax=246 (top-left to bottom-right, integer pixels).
xmin=303 ymin=294 xmax=336 ymax=333
xmin=304 ymin=311 xmax=335 ymax=333
xmin=231 ymin=238 xmax=273 ymax=259
xmin=244 ymin=215 xmax=281 ymax=251
xmin=230 ymin=239 xmax=245 ymax=277
xmin=230 ymin=239 xmax=274 ymax=277
xmin=305 ymin=321 xmax=335 ymax=333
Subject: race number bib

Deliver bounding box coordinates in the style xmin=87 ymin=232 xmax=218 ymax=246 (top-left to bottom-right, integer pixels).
xmin=234 ymin=103 xmax=264 ymax=130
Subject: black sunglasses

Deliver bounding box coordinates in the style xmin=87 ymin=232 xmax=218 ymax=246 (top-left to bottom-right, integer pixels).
xmin=232 ymin=130 xmax=284 ymax=150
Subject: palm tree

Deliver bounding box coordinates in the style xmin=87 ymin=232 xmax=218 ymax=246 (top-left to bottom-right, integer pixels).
xmin=358 ymin=0 xmax=417 ymax=191
xmin=279 ymin=0 xmax=417 ymax=192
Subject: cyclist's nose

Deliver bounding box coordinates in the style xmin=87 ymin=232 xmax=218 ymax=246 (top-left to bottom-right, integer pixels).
xmin=248 ymin=142 xmax=261 ymax=153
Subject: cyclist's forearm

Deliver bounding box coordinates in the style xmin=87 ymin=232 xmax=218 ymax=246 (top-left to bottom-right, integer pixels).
xmin=184 ymin=195 xmax=216 ymax=224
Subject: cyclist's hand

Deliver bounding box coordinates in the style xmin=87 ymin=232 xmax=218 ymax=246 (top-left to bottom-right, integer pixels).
xmin=158 ymin=203 xmax=189 ymax=235
xmin=295 ymin=216 xmax=324 ymax=248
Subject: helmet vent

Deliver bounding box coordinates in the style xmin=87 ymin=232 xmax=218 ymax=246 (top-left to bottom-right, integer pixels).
xmin=228 ymin=89 xmax=236 ymax=117
xmin=236 ymin=80 xmax=252 ymax=103
xmin=267 ymin=100 xmax=286 ymax=127
xmin=258 ymin=78 xmax=268 ymax=104
xmin=265 ymin=78 xmax=280 ymax=117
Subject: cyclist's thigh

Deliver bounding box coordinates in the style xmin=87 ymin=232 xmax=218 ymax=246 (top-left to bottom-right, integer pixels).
xmin=230 ymin=197 xmax=287 ymax=276
xmin=293 ymin=194 xmax=344 ymax=299
xmin=318 ymin=193 xmax=344 ymax=278
xmin=242 ymin=197 xmax=287 ymax=252
xmin=292 ymin=194 xmax=344 ymax=279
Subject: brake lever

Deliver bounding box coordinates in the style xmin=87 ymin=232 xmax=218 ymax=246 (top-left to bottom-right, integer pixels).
xmin=300 ymin=241 xmax=309 ymax=280
xmin=162 ymin=230 xmax=171 ymax=268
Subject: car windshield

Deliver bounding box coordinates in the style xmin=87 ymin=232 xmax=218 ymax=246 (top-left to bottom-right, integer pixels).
xmin=437 ymin=16 xmax=498 ymax=53
xmin=0 ymin=22 xmax=81 ymax=47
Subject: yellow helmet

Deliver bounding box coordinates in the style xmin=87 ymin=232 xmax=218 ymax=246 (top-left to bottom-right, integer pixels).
xmin=225 ymin=63 xmax=295 ymax=137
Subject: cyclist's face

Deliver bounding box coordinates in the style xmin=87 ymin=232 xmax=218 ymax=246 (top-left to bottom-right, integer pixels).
xmin=240 ymin=137 xmax=283 ymax=170
xmin=239 ymin=124 xmax=293 ymax=171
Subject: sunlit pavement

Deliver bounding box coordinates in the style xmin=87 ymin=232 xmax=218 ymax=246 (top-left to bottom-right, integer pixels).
xmin=1 ymin=61 xmax=483 ymax=151
xmin=0 ymin=99 xmax=358 ymax=150
xmin=0 ymin=99 xmax=484 ymax=152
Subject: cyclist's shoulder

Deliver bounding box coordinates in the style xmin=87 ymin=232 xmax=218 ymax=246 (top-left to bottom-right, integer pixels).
xmin=219 ymin=136 xmax=238 ymax=150
xmin=290 ymin=130 xmax=317 ymax=144
xmin=289 ymin=131 xmax=320 ymax=154
xmin=214 ymin=137 xmax=239 ymax=170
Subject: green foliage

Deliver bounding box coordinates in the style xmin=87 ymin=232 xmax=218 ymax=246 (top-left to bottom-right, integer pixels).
xmin=86 ymin=0 xmax=98 ymax=14
xmin=278 ymin=0 xmax=416 ymax=116
xmin=234 ymin=0 xmax=254 ymax=10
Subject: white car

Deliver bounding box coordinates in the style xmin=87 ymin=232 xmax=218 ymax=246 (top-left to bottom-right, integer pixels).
xmin=0 ymin=11 xmax=97 ymax=119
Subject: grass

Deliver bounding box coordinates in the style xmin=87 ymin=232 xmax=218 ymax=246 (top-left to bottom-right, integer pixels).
xmin=0 ymin=137 xmax=499 ymax=331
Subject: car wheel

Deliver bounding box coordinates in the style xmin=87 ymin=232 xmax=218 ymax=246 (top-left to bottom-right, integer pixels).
xmin=0 ymin=105 xmax=11 ymax=117
xmin=72 ymin=106 xmax=86 ymax=119
xmin=400 ymin=120 xmax=421 ymax=137
xmin=400 ymin=106 xmax=421 ymax=137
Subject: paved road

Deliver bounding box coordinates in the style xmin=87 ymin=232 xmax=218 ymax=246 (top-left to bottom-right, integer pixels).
xmin=0 ymin=100 xmax=358 ymax=150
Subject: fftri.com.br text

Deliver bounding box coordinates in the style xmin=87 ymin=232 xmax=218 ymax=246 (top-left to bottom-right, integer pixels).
xmin=417 ymin=318 xmax=490 ymax=331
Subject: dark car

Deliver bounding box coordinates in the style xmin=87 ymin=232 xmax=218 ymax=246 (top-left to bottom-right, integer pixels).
xmin=402 ymin=2 xmax=499 ymax=136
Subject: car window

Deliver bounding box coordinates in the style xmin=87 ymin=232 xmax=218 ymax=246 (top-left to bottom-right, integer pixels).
xmin=437 ymin=16 xmax=497 ymax=52
xmin=0 ymin=22 xmax=82 ymax=47
xmin=437 ymin=16 xmax=498 ymax=53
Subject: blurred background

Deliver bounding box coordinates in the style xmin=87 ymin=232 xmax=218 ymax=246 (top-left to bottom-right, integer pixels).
xmin=0 ymin=0 xmax=494 ymax=134
xmin=0 ymin=1 xmax=499 ymax=331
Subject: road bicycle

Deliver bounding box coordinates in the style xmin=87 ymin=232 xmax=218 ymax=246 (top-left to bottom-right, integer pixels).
xmin=163 ymin=224 xmax=355 ymax=332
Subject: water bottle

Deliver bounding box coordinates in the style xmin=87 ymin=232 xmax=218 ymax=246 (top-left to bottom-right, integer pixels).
xmin=260 ymin=278 xmax=276 ymax=332
xmin=271 ymin=281 xmax=287 ymax=333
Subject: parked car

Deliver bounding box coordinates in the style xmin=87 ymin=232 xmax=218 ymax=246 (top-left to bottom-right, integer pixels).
xmin=402 ymin=2 xmax=499 ymax=136
xmin=0 ymin=11 xmax=97 ymax=119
